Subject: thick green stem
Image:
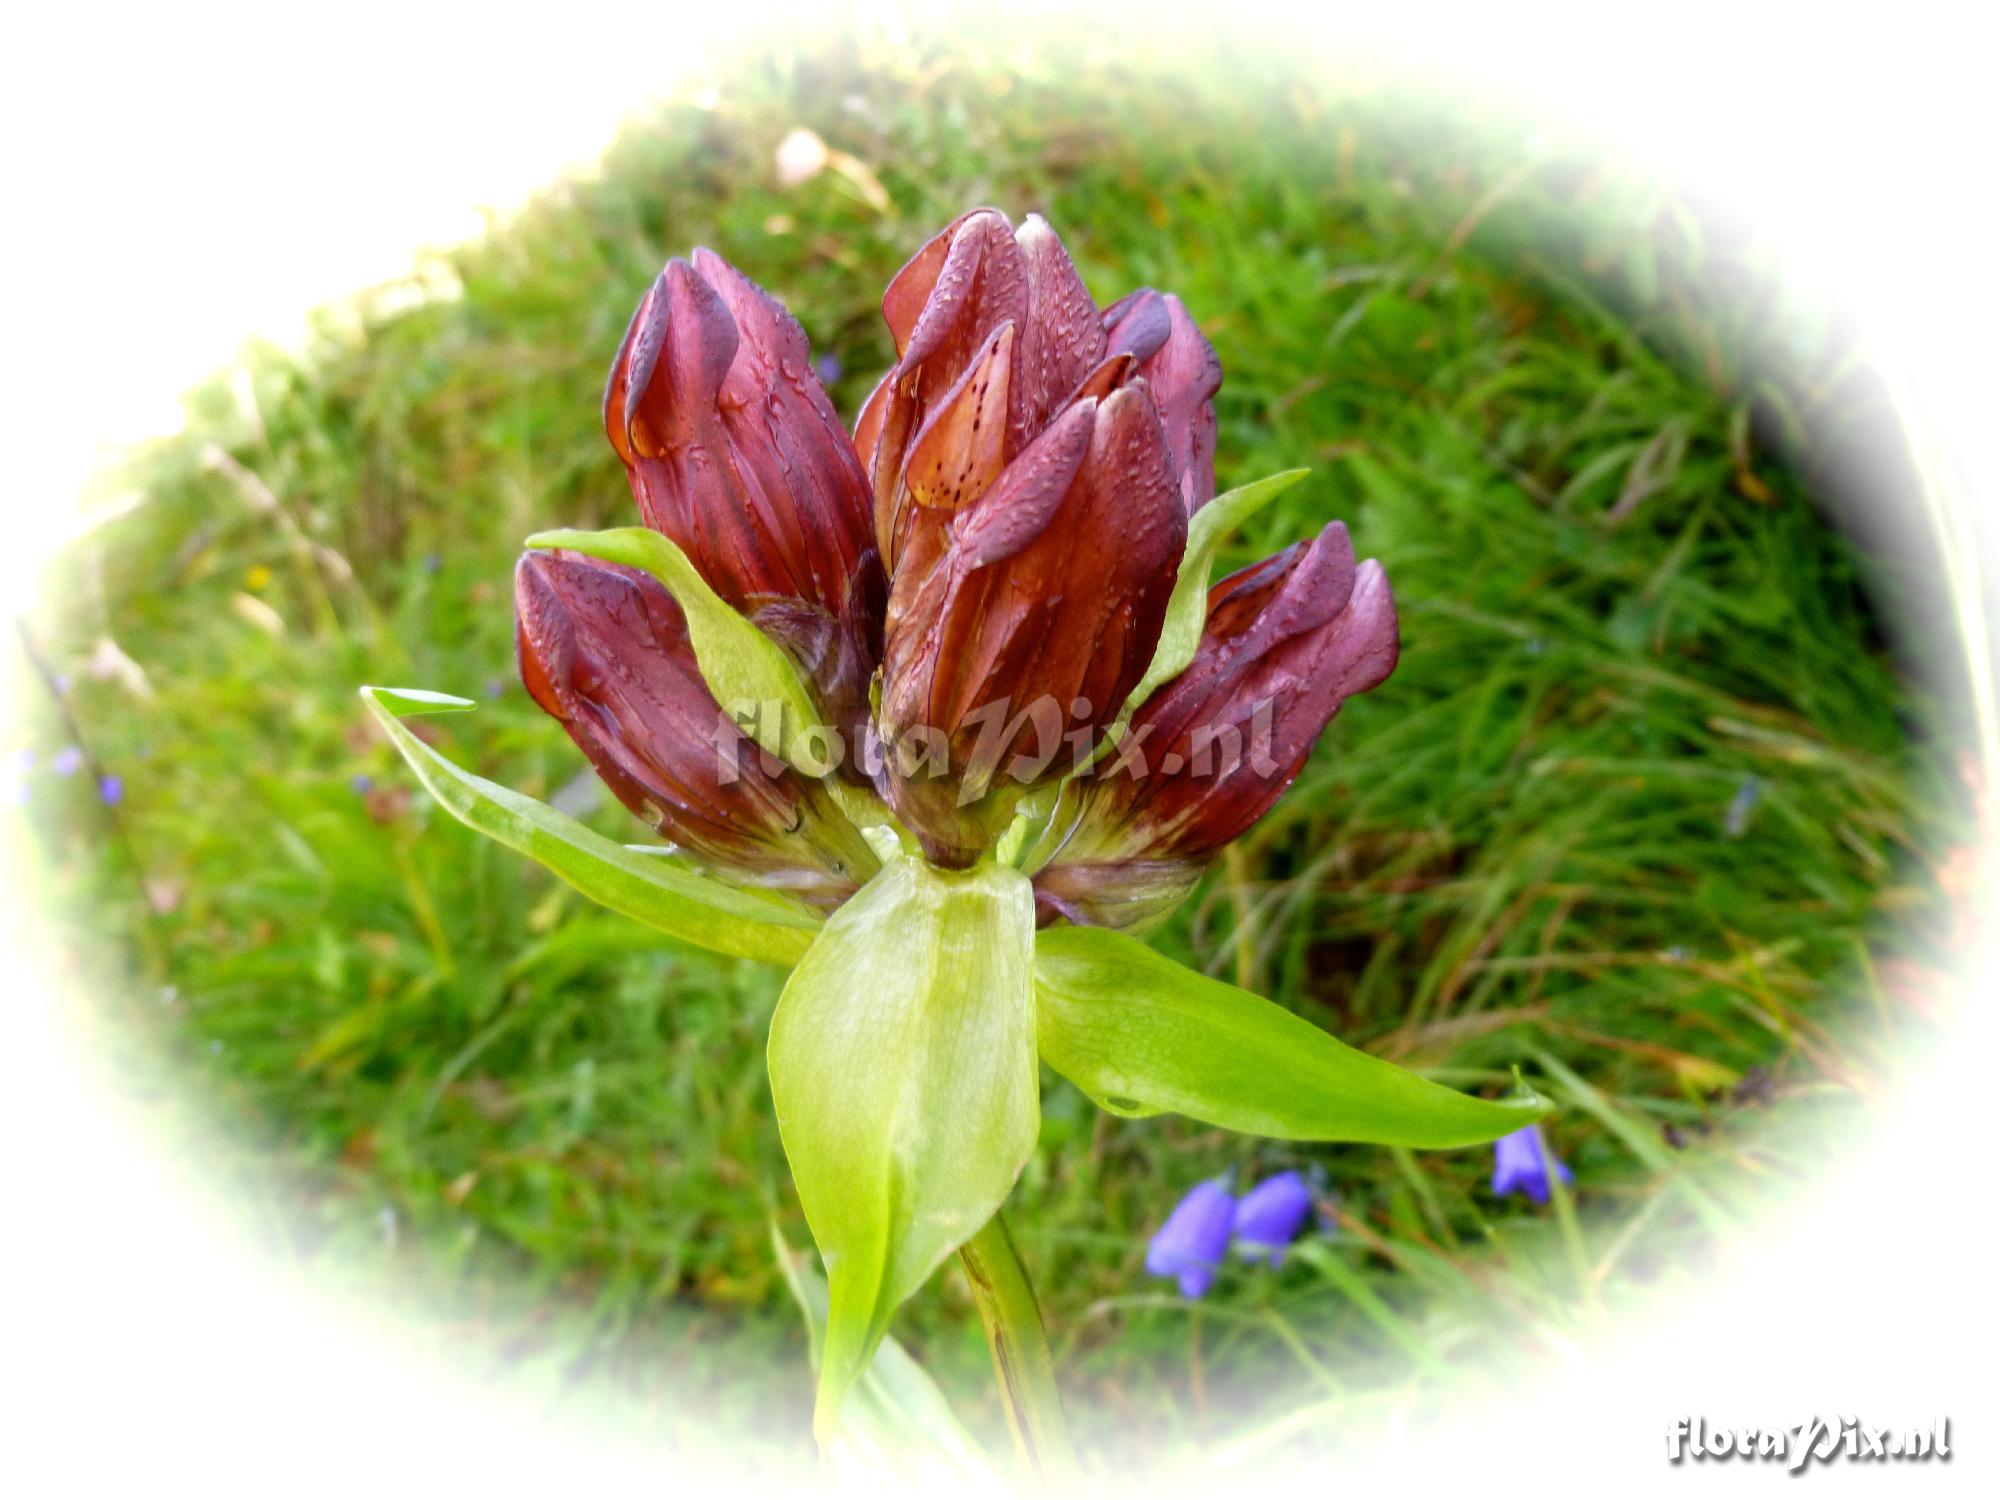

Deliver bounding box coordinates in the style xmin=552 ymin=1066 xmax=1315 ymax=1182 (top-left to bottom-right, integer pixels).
xmin=958 ymin=1211 xmax=1077 ymax=1480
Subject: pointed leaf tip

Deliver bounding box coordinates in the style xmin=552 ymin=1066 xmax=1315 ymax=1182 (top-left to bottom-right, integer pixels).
xmin=361 ymin=682 xmax=819 ymax=965
xmin=1035 ymin=925 xmax=1551 ymax=1147
xmin=361 ymin=684 xmax=476 ymax=713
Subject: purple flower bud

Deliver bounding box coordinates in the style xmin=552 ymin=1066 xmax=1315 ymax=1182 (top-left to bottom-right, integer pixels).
xmin=1231 ymin=1171 xmax=1315 ymax=1265
xmin=350 ymin=773 xmax=375 ymax=795
xmin=516 ymin=549 xmax=877 ymax=908
xmin=605 ymin=249 xmax=883 ymax=763
xmin=1032 ymin=526 xmax=1398 ymax=928
xmin=1490 ymin=1124 xmax=1573 ymax=1204
xmin=50 ymin=745 xmax=84 ymax=777
xmin=98 ymin=773 xmax=124 ymax=806
xmin=1144 ymin=1178 xmax=1235 ymax=1299
xmin=857 ymin=210 xmax=1196 ymax=865
xmin=813 ymin=352 xmax=844 ymax=385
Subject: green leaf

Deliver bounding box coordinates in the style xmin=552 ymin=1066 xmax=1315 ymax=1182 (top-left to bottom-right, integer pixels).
xmin=771 ymin=1228 xmax=1004 ymax=1492
xmin=360 ymin=685 xmax=819 ymax=965
xmin=767 ymin=855 xmax=1038 ymax=1439
xmin=525 ymin=527 xmax=834 ymax=777
xmin=1125 ymin=468 xmax=1309 ymax=710
xmin=368 ymin=686 xmax=479 ymax=712
xmin=1033 ymin=925 xmax=1550 ymax=1145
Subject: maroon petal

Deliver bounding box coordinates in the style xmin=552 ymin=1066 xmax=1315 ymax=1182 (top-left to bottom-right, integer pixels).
xmin=889 ymin=208 xmax=1028 ymax=381
xmin=608 ymin=260 xmax=738 ymax=466
xmin=1101 ymin=288 xmax=1173 ymax=364
xmin=602 ymin=252 xmax=884 ymax=762
xmin=1021 ymin=383 xmax=1188 ymax=739
xmin=515 ymin=550 xmax=874 ymax=907
xmin=1012 ymin=215 xmax=1108 ymax=444
xmin=878 ymin=400 xmax=1097 ymax=746
xmin=877 ymin=384 xmax=1187 ymax=864
xmin=953 ymin=399 xmax=1098 ymax=569
xmin=891 ymin=320 xmax=1015 ymax=570
xmin=1101 ymin=288 xmax=1221 ymax=513
xmin=1140 ymin=294 xmax=1223 ymax=513
xmin=863 ymin=210 xmax=1029 ymax=555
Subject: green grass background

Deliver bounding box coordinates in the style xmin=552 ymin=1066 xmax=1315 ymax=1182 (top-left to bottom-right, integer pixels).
xmin=23 ymin=35 xmax=1960 ymax=1470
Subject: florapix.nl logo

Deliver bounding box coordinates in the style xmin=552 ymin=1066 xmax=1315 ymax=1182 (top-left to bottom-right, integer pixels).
xmin=716 ymin=692 xmax=1285 ymax=797
xmin=1667 ymin=1416 xmax=1951 ymax=1472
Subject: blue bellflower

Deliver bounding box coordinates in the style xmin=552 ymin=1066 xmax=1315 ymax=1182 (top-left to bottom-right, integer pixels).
xmin=1232 ymin=1171 xmax=1314 ymax=1265
xmin=1145 ymin=1179 xmax=1235 ymax=1298
xmin=1491 ymin=1124 xmax=1573 ymax=1204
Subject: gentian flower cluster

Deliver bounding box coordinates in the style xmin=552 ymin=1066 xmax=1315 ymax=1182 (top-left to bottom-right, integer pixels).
xmin=365 ymin=207 xmax=1553 ymax=1459
xmin=515 ymin=208 xmax=1397 ymax=919
xmin=1145 ymin=1170 xmax=1317 ymax=1298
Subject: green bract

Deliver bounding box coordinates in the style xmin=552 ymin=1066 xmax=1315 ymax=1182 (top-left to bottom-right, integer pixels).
xmin=1124 ymin=467 xmax=1309 ymax=713
xmin=767 ymin=854 xmax=1039 ymax=1433
xmin=360 ymin=686 xmax=819 ymax=965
